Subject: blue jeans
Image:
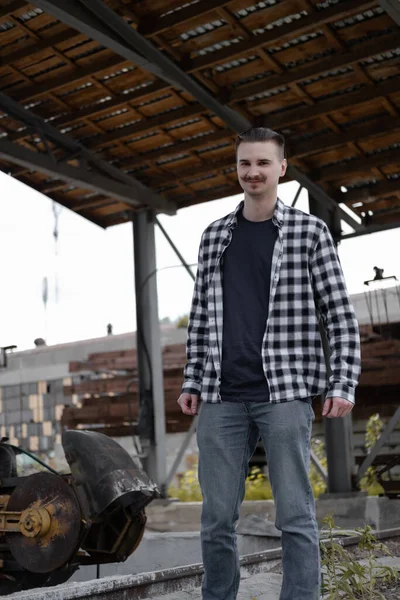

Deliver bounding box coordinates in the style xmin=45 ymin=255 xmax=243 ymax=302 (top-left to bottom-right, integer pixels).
xmin=197 ymin=399 xmax=320 ymax=600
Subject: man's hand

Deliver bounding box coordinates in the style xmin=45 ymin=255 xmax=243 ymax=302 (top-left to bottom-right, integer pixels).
xmin=322 ymin=397 xmax=354 ymax=418
xmin=177 ymin=393 xmax=200 ymax=415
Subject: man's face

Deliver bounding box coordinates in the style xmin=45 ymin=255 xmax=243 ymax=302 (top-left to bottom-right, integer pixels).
xmin=236 ymin=141 xmax=287 ymax=197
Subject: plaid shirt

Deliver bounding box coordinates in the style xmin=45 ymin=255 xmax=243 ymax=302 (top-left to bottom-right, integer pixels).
xmin=182 ymin=198 xmax=361 ymax=404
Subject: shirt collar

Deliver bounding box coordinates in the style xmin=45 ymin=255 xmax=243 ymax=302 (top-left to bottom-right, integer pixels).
xmin=227 ymin=197 xmax=285 ymax=229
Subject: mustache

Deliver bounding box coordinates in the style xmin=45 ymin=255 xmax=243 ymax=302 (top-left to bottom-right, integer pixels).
xmin=241 ymin=177 xmax=266 ymax=183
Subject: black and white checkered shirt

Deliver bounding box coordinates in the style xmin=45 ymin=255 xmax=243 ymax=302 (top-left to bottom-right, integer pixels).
xmin=182 ymin=198 xmax=361 ymax=404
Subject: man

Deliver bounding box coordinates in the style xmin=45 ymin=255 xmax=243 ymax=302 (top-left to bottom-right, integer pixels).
xmin=177 ymin=127 xmax=361 ymax=600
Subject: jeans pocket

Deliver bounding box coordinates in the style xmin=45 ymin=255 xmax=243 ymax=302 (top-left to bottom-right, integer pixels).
xmin=309 ymin=403 xmax=315 ymax=423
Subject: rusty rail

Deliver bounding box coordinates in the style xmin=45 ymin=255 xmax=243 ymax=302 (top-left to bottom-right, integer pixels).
xmin=10 ymin=527 xmax=400 ymax=600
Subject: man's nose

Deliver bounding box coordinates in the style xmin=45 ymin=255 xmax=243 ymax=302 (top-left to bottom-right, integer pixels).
xmin=247 ymin=169 xmax=261 ymax=179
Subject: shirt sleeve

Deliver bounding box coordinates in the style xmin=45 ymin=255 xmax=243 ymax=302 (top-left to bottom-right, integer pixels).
xmin=310 ymin=222 xmax=361 ymax=403
xmin=181 ymin=232 xmax=209 ymax=396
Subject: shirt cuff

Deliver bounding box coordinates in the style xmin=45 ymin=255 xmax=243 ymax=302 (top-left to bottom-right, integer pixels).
xmin=326 ymin=383 xmax=355 ymax=404
xmin=182 ymin=381 xmax=202 ymax=396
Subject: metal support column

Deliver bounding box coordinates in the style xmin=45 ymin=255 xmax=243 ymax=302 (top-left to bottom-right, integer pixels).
xmin=309 ymin=195 xmax=355 ymax=494
xmin=133 ymin=210 xmax=167 ymax=492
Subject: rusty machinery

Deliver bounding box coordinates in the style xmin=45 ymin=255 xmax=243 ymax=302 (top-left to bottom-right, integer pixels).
xmin=0 ymin=430 xmax=159 ymax=594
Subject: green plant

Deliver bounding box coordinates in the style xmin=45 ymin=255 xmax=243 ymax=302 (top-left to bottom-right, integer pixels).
xmin=176 ymin=314 xmax=189 ymax=329
xmin=359 ymin=414 xmax=385 ymax=496
xmin=168 ymin=465 xmax=274 ymax=501
xmin=309 ymin=437 xmax=328 ymax=498
xmin=320 ymin=514 xmax=397 ymax=599
xmin=168 ymin=452 xmax=330 ymax=502
xmin=244 ymin=466 xmax=273 ymax=500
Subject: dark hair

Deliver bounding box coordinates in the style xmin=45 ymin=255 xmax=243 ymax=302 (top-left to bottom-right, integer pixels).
xmin=235 ymin=127 xmax=286 ymax=160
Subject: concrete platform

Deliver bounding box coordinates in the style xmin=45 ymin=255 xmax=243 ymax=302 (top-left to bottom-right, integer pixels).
xmin=146 ymin=496 xmax=400 ymax=532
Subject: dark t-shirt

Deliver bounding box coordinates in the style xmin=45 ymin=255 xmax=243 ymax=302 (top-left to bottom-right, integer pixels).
xmin=220 ymin=209 xmax=277 ymax=402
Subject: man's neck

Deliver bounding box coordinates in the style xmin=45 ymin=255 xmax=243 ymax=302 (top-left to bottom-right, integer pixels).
xmin=242 ymin=193 xmax=278 ymax=222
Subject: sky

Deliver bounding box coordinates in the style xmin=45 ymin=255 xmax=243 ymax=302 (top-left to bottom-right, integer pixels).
xmin=1 ymin=171 xmax=399 ymax=351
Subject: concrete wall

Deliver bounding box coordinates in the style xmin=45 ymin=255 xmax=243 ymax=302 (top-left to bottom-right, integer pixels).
xmin=0 ymin=327 xmax=186 ymax=453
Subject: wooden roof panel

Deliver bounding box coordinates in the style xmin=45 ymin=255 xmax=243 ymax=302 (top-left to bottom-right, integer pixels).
xmin=0 ymin=0 xmax=398 ymax=229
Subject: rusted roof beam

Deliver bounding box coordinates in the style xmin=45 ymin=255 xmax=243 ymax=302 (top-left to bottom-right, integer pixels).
xmin=11 ymin=55 xmax=123 ymax=104
xmin=183 ymin=0 xmax=379 ymax=72
xmin=0 ymin=0 xmax=27 ymax=20
xmin=115 ymin=129 xmax=232 ymax=169
xmin=315 ymin=148 xmax=400 ymax=182
xmin=267 ymin=77 xmax=400 ymax=131
xmin=379 ymin=0 xmax=400 ymax=25
xmin=0 ymin=29 xmax=83 ymax=64
xmin=9 ymin=80 xmax=167 ymax=143
xmin=336 ymin=179 xmax=400 ymax=204
xmin=231 ymin=33 xmax=400 ymax=102
xmin=104 ymin=77 xmax=400 ymax=166
xmin=0 ymin=138 xmax=166 ymax=209
xmin=0 ymin=90 xmax=176 ymax=214
xmin=85 ymin=103 xmax=204 ymax=148
xmin=341 ymin=220 xmax=400 ymax=238
xmin=292 ymin=115 xmax=400 ymax=159
xmin=30 ymin=0 xmax=364 ymax=232
xmin=144 ymin=117 xmax=399 ymax=186
xmin=137 ymin=0 xmax=233 ymax=37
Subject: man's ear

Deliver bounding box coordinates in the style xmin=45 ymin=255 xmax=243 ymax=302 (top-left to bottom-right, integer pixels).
xmin=280 ymin=158 xmax=288 ymax=178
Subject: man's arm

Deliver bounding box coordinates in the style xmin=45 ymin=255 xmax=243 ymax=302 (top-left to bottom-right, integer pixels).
xmin=310 ymin=222 xmax=361 ymax=405
xmin=181 ymin=232 xmax=209 ymax=397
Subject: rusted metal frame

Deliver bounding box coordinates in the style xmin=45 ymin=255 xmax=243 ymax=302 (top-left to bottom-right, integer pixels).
xmin=229 ymin=34 xmax=399 ymax=100
xmin=0 ymin=0 xmax=26 ymax=19
xmin=33 ymin=0 xmax=191 ymax=89
xmin=38 ymin=36 xmax=397 ymax=171
xmin=380 ymin=0 xmax=400 ymax=24
xmin=86 ymin=103 xmax=205 ymax=148
xmin=79 ymin=73 xmax=400 ymax=158
xmin=0 ymin=28 xmax=82 ymax=64
xmin=316 ymin=147 xmax=400 ymax=182
xmin=148 ymin=24 xmax=226 ymax=196
xmin=4 ymin=5 xmax=394 ymax=115
xmin=297 ymin=1 xmax=389 ymax=185
xmin=183 ymin=0 xmax=378 ymax=72
xmin=336 ymin=179 xmax=400 ymax=205
xmin=137 ymin=0 xmax=234 ymax=37
xmin=12 ymin=55 xmax=123 ymax=104
xmin=231 ymin=32 xmax=400 ymax=102
xmin=0 ymin=91 xmax=176 ymax=213
xmin=357 ymin=405 xmax=400 ymax=480
xmin=34 ymin=0 xmax=249 ymax=130
xmin=293 ymin=115 xmax=400 ymax=159
xmin=146 ymin=114 xmax=399 ymax=185
xmin=9 ymin=80 xmax=167 ymax=143
xmin=0 ymin=139 xmax=145 ymax=207
xmin=291 ymin=184 xmax=303 ymax=208
xmin=4 ymin=18 xmax=105 ymax=154
xmin=108 ymin=129 xmax=232 ymax=171
xmin=6 ymin=26 xmax=396 ymax=148
xmin=2 ymin=172 xmax=106 ymax=226
xmin=101 ymin=77 xmax=400 ymax=170
xmin=132 ymin=85 xmax=203 ymax=199
xmin=35 ymin=0 xmax=362 ymax=232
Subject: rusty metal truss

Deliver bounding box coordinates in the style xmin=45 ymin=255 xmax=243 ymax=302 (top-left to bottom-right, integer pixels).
xmin=0 ymin=0 xmax=399 ymax=232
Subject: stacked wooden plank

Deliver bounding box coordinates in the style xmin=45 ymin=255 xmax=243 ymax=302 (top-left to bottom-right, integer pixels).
xmin=62 ymin=324 xmax=400 ymax=436
xmin=62 ymin=344 xmax=191 ymax=434
xmin=359 ymin=324 xmax=400 ymax=387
